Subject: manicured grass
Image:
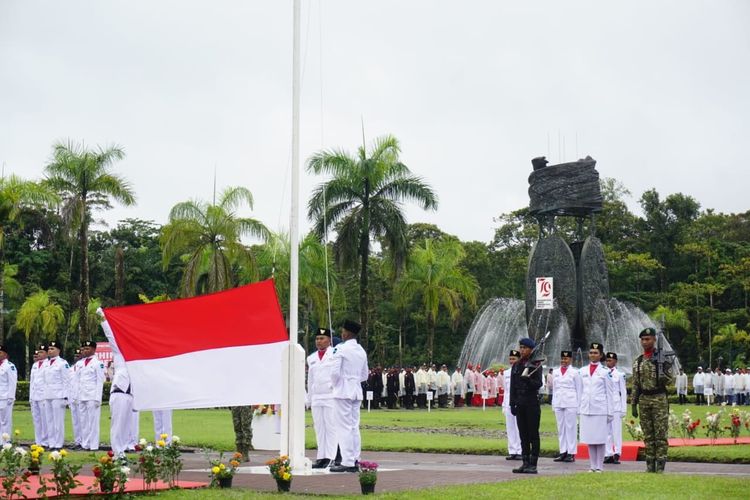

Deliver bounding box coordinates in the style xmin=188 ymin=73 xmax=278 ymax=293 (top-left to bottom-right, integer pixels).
xmin=148 ymin=474 xmax=750 ymax=499
xmin=8 ymin=403 xmax=749 ymax=463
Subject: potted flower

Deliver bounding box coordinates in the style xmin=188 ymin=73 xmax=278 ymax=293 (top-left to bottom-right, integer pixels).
xmin=136 ymin=440 xmax=160 ymax=491
xmin=48 ymin=450 xmax=82 ymax=497
xmin=26 ymin=444 xmax=44 ymax=475
xmin=704 ymin=408 xmax=725 ymax=444
xmin=159 ymin=435 xmax=183 ymax=488
xmin=92 ymin=451 xmax=129 ymax=494
xmin=266 ymin=455 xmax=292 ymax=492
xmin=0 ymin=436 xmax=29 ymax=499
xmin=729 ymin=409 xmax=742 ymax=444
xmin=209 ymin=452 xmax=242 ymax=488
xmin=358 ymin=461 xmax=379 ymax=495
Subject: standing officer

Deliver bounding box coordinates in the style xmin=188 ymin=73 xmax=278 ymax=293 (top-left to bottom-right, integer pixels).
xmin=437 ymin=365 xmax=451 ymax=408
xmin=0 ymin=345 xmax=18 ymax=442
xmin=30 ymin=345 xmax=49 ymax=446
xmin=676 ymin=369 xmax=688 ymax=405
xmin=43 ymin=341 xmax=70 ymax=450
xmin=632 ymin=327 xmax=674 ymax=473
xmin=451 ymin=366 xmax=464 ymax=407
xmin=552 ymin=350 xmax=581 ymax=463
xmin=77 ymin=340 xmax=105 ymax=451
xmin=502 ymin=350 xmax=522 ymax=461
xmin=692 ymin=367 xmax=705 ymax=405
xmin=604 ymin=352 xmax=627 ymax=464
xmin=579 ymin=342 xmax=613 ymax=473
xmin=463 ymin=364 xmax=475 ymax=407
xmin=329 ymin=320 xmax=369 ymax=473
xmin=306 ymin=327 xmax=337 ymax=469
xmin=510 ymin=338 xmax=543 ymax=474
xmin=69 ymin=348 xmax=83 ymax=449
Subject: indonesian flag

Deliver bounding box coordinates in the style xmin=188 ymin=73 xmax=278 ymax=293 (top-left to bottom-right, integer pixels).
xmin=101 ymin=279 xmax=288 ymax=411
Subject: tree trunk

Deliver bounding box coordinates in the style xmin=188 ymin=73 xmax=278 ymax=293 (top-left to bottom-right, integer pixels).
xmin=0 ymin=235 xmax=5 ymax=343
xmin=427 ymin=315 xmax=435 ymax=364
xmin=115 ymin=246 xmax=125 ymax=306
xmin=79 ymin=202 xmax=90 ymax=342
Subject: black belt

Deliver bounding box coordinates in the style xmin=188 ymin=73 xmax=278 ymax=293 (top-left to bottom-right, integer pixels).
xmin=112 ymin=388 xmax=131 ymax=395
xmin=641 ymin=388 xmax=666 ymax=396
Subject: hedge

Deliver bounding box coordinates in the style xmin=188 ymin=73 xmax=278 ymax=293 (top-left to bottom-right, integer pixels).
xmin=14 ymin=382 xmax=112 ymax=403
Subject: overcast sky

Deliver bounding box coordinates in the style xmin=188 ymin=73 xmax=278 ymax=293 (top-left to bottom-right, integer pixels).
xmin=2 ymin=0 xmax=749 ymax=244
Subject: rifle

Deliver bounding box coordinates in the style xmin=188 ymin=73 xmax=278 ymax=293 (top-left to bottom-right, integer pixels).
xmin=521 ymin=331 xmax=551 ymax=378
xmin=655 ymin=314 xmax=676 ymax=389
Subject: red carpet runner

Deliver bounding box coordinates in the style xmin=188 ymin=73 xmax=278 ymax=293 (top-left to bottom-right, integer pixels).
xmin=5 ymin=475 xmax=207 ymax=498
xmin=576 ymin=437 xmax=750 ymax=460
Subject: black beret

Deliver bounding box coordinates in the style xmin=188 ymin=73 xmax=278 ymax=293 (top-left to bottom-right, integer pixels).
xmin=75 ymin=348 xmax=81 ymax=354
xmin=343 ymin=319 xmax=361 ymax=334
xmin=509 ymin=349 xmax=520 ymax=357
xmin=640 ymin=327 xmax=657 ymax=338
xmin=561 ymin=350 xmax=572 ymax=358
xmin=38 ymin=344 xmax=47 ymax=352
xmin=605 ymin=352 xmax=618 ymax=360
xmin=81 ymin=340 xmax=97 ymax=348
xmin=48 ymin=341 xmax=61 ymax=350
xmin=589 ymin=342 xmax=603 ymax=351
xmin=316 ymin=328 xmax=332 ymax=338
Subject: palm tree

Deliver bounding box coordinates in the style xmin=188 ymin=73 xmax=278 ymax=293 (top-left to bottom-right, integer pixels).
xmin=0 ymin=174 xmax=58 ymax=341
xmin=44 ymin=141 xmax=135 ymax=341
xmin=70 ymin=297 xmax=102 ymax=345
xmin=15 ymin=290 xmax=65 ymax=376
xmin=160 ymin=186 xmax=270 ymax=297
xmin=396 ymin=239 xmax=479 ymax=362
xmin=254 ymin=231 xmax=339 ymax=347
xmin=307 ymin=134 xmax=437 ymax=344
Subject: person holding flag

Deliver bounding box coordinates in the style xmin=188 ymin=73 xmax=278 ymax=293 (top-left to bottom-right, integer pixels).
xmin=306 ymin=327 xmax=337 ymax=469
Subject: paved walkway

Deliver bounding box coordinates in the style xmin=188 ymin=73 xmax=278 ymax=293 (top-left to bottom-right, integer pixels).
xmin=174 ymin=449 xmax=750 ymax=495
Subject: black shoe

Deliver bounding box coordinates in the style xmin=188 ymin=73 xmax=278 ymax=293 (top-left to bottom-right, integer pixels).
xmin=553 ymin=452 xmax=567 ymax=462
xmin=603 ymin=456 xmax=614 ymax=464
xmin=312 ymin=458 xmax=331 ymax=469
xmin=612 ymin=454 xmax=621 ymax=464
xmin=505 ymin=454 xmax=522 ymax=461
xmin=512 ymin=456 xmax=529 ymax=473
xmin=655 ymin=459 xmax=666 ymax=473
xmin=329 ymin=464 xmax=359 ymax=473
xmin=522 ymin=456 xmax=538 ymax=474
xmin=562 ymin=454 xmax=575 ymax=463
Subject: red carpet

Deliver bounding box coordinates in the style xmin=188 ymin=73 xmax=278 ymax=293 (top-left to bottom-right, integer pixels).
xmin=576 ymin=437 xmax=750 ymax=460
xmin=7 ymin=475 xmax=207 ymax=498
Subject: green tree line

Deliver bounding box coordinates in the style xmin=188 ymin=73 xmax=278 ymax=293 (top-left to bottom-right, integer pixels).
xmin=1 ymin=140 xmax=748 ymax=377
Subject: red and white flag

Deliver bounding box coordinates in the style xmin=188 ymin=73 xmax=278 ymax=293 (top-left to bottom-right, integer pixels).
xmin=101 ymin=279 xmax=288 ymax=410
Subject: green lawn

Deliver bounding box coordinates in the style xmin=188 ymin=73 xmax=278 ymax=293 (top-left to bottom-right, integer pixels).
xmin=150 ymin=474 xmax=750 ymax=499
xmin=9 ymin=403 xmax=749 ymax=463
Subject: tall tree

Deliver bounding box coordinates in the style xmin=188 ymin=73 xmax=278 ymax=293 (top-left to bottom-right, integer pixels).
xmin=15 ymin=290 xmax=65 ymax=375
xmin=44 ymin=141 xmax=135 ymax=341
xmin=160 ymin=186 xmax=269 ymax=297
xmin=307 ymin=135 xmax=438 ymax=344
xmin=396 ymin=239 xmax=478 ymax=362
xmin=0 ymin=174 xmax=58 ymax=341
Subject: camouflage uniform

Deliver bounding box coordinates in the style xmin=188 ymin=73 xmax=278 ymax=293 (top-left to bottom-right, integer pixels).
xmin=231 ymin=406 xmax=254 ymax=461
xmin=632 ymin=352 xmax=674 ymax=472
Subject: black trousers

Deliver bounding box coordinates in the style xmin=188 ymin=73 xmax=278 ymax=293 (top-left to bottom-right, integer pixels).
xmin=465 ymin=391 xmax=474 ymax=407
xmin=516 ymin=404 xmax=541 ymax=457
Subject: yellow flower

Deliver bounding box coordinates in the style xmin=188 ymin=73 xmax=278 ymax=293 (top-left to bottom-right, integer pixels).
xmin=219 ymin=463 xmax=226 ymax=470
xmin=60 ymin=449 xmax=68 ymax=457
xmin=31 ymin=451 xmax=40 ymax=459
xmin=211 ymin=466 xmax=220 ymax=475
xmin=14 ymin=429 xmax=20 ymax=436
xmin=157 ymin=440 xmax=166 ymax=447
xmin=282 ymin=472 xmax=291 ymax=481
xmin=160 ymin=433 xmax=168 ymax=439
xmin=100 ymin=455 xmax=110 ymax=464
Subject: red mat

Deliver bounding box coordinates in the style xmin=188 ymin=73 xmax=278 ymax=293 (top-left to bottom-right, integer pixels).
xmin=576 ymin=437 xmax=750 ymax=460
xmin=6 ymin=475 xmax=207 ymax=498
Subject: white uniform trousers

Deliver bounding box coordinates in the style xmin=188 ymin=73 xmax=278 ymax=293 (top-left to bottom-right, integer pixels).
xmin=311 ymin=403 xmax=337 ymax=460
xmin=79 ymin=400 xmax=101 ymax=450
xmin=70 ymin=400 xmax=82 ymax=445
xmin=503 ymin=407 xmax=522 ymax=455
xmin=110 ymin=392 xmax=134 ymax=457
xmin=43 ymin=399 xmax=67 ymax=449
xmin=333 ymin=398 xmax=361 ymax=467
xmin=153 ymin=409 xmax=173 ymax=442
xmin=554 ymin=407 xmax=578 ymax=455
xmin=0 ymin=399 xmax=13 ymax=443
xmin=606 ymin=411 xmax=624 ymax=456
xmin=30 ymin=400 xmax=47 ymax=446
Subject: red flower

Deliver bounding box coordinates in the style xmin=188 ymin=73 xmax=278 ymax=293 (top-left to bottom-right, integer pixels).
xmin=134 ymin=445 xmax=142 ymax=452
xmin=108 ymin=450 xmax=115 ymax=457
xmin=139 ymin=456 xmax=145 ymax=464
xmin=93 ymin=466 xmax=101 ymax=478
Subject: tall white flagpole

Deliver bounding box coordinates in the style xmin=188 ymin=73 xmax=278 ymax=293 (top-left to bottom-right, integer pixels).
xmin=281 ymin=0 xmax=310 ymax=473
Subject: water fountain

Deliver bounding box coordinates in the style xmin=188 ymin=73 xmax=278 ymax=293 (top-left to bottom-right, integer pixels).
xmin=458 ymin=156 xmax=678 ymax=373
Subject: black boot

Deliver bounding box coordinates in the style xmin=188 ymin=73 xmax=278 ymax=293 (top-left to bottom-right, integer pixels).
xmin=505 ymin=454 xmax=522 ymax=461
xmin=553 ymin=452 xmax=567 ymax=462
xmin=512 ymin=456 xmax=529 ymax=473
xmin=646 ymin=459 xmax=656 ymax=473
xmin=612 ymin=453 xmax=621 ymax=464
xmin=655 ymin=459 xmax=666 ymax=473
xmin=603 ymin=455 xmax=614 ymax=464
xmin=562 ymin=454 xmax=575 ymax=462
xmin=523 ymin=455 xmax=538 ymax=474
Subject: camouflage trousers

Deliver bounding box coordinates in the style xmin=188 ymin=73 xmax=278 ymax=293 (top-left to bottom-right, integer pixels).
xmin=231 ymin=406 xmax=254 ymax=459
xmin=639 ymin=395 xmax=669 ymax=462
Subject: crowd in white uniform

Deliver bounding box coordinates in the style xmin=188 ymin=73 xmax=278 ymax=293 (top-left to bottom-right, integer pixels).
xmin=16 ymin=341 xmax=173 ymax=455
xmin=689 ymin=366 xmax=750 ymax=406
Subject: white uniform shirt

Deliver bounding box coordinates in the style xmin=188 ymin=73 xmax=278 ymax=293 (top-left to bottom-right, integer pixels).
xmin=437 ymin=370 xmax=451 ymax=395
xmin=42 ymin=356 xmax=71 ymax=400
xmin=427 ymin=369 xmax=437 ymax=391
xmin=502 ymin=368 xmax=512 ymax=409
xmin=551 ymin=365 xmax=582 ymax=409
xmin=330 ymin=339 xmax=369 ymax=401
xmin=306 ymin=347 xmax=335 ymax=406
xmin=579 ymin=363 xmax=614 ymax=416
xmin=676 ymin=373 xmax=688 ymax=394
xmin=608 ymin=367 xmax=627 ymax=414
xmin=77 ymin=356 xmax=106 ymax=402
xmin=0 ymin=359 xmax=18 ymax=400
xmin=29 ymin=359 xmax=47 ymax=401
xmin=464 ymin=368 xmax=475 ymax=392
xmin=451 ymin=370 xmax=464 ymax=397
xmin=415 ymin=369 xmax=428 ymax=393
xmin=723 ymin=373 xmax=734 ymax=393
xmin=692 ymin=372 xmax=705 ymax=388
xmin=398 ymin=370 xmax=405 ymax=396
xmin=70 ymin=359 xmax=83 ymax=402
xmin=733 ymin=373 xmax=745 ymax=393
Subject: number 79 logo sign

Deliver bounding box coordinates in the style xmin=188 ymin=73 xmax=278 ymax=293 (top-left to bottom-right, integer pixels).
xmin=535 ymin=277 xmax=554 ymax=309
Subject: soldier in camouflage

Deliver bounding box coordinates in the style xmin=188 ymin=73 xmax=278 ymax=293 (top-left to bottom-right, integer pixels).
xmin=231 ymin=406 xmax=254 ymax=462
xmin=631 ymin=327 xmax=674 ymax=473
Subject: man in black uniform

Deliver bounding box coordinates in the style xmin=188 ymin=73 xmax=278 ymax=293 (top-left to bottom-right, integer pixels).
xmin=386 ymin=368 xmax=399 ymax=409
xmin=403 ymin=368 xmax=416 ymax=409
xmin=510 ymin=337 xmax=543 ymax=474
